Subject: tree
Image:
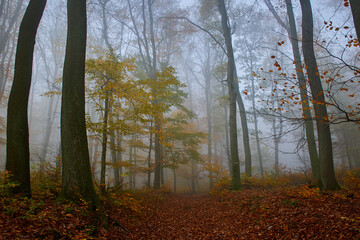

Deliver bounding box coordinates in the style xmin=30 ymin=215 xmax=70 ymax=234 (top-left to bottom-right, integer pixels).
xmin=234 ymin=4 xmax=267 ymax=176
xmin=217 ymin=0 xmax=241 ymax=190
xmin=58 ymin=0 xmax=99 ymax=203
xmin=85 ymin=51 xmax=141 ymax=193
xmin=285 ymin=0 xmax=321 ymax=185
xmin=350 ymin=0 xmax=360 ymax=39
xmin=263 ymin=0 xmax=320 ymax=184
xmin=0 ymin=0 xmax=25 ymax=102
xmin=300 ymin=0 xmax=339 ymax=190
xmin=125 ymin=0 xmax=186 ymax=189
xmin=37 ymin=9 xmax=65 ymax=169
xmin=162 ymin=113 xmax=205 ymax=193
xmin=185 ymin=37 xmax=216 ymax=189
xmin=6 ymin=0 xmax=47 ymax=197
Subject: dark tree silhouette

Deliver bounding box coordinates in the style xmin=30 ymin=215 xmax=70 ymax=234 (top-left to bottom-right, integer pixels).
xmin=6 ymin=0 xmax=47 ymax=197
xmin=58 ymin=0 xmax=99 ymax=203
xmin=300 ymin=0 xmax=339 ymax=190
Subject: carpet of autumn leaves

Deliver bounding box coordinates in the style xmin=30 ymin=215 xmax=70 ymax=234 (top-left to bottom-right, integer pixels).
xmin=1 ymin=170 xmax=360 ymax=239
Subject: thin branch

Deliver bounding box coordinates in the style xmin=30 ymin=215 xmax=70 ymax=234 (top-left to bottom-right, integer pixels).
xmin=166 ymin=16 xmax=228 ymax=56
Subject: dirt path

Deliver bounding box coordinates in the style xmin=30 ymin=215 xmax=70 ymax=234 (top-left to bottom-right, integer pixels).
xmin=119 ymin=190 xmax=360 ymax=240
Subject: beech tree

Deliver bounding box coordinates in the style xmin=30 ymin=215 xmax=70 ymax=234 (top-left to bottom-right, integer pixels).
xmin=300 ymin=0 xmax=339 ymax=190
xmin=263 ymin=0 xmax=320 ymax=186
xmin=217 ymin=0 xmax=241 ymax=190
xmin=6 ymin=0 xmax=46 ymax=197
xmin=58 ymin=0 xmax=99 ymax=203
xmin=350 ymin=0 xmax=360 ymax=39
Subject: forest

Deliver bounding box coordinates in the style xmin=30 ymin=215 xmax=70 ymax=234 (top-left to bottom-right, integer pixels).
xmin=0 ymin=0 xmax=360 ymax=238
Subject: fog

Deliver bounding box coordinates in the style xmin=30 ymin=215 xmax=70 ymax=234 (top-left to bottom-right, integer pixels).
xmin=1 ymin=0 xmax=359 ymax=192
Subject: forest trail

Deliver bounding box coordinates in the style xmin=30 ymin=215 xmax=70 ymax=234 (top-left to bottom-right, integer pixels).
xmin=124 ymin=194 xmax=246 ymax=239
xmin=1 ymin=187 xmax=360 ymax=239
xmin=118 ymin=189 xmax=360 ymax=239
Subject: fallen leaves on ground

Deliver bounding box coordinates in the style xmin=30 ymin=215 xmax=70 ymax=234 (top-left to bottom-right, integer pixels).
xmin=115 ymin=188 xmax=360 ymax=239
xmin=1 ymin=186 xmax=360 ymax=239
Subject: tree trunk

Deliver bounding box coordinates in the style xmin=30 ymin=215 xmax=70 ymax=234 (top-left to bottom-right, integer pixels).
xmin=117 ymin=133 xmax=123 ymax=188
xmin=6 ymin=0 xmax=46 ymax=197
xmin=191 ymin=159 xmax=196 ymax=193
xmin=100 ymin=95 xmax=110 ymax=195
xmin=0 ymin=35 xmax=17 ymax=102
xmin=204 ymin=59 xmax=213 ymax=189
xmin=154 ymin=116 xmax=162 ymax=189
xmin=58 ymin=0 xmax=99 ymax=204
xmin=217 ymin=0 xmax=241 ymax=190
xmin=40 ymin=96 xmax=56 ymax=167
xmin=350 ymin=0 xmax=360 ymax=40
xmin=234 ymin=82 xmax=252 ymax=177
xmin=173 ymin=168 xmax=176 ymax=193
xmin=161 ymin=162 xmax=165 ymax=186
xmin=128 ymin=137 xmax=133 ymax=190
xmin=273 ymin=110 xmax=283 ymax=176
xmin=132 ymin=146 xmax=137 ymax=189
xmin=221 ymin=84 xmax=232 ymax=175
xmin=91 ymin=142 xmax=99 ymax=179
xmin=286 ymin=0 xmax=321 ymax=186
xmin=55 ymin=141 xmax=61 ymax=182
xmin=250 ymin=73 xmax=264 ymax=176
xmin=300 ymin=0 xmax=339 ymax=191
xmin=147 ymin=130 xmax=153 ymax=188
xmin=110 ymin=120 xmax=119 ymax=187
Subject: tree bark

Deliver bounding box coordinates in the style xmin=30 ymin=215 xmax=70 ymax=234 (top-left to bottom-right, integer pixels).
xmin=221 ymin=84 xmax=232 ymax=175
xmin=300 ymin=0 xmax=339 ymax=190
xmin=58 ymin=0 xmax=99 ymax=203
xmin=40 ymin=96 xmax=57 ymax=167
xmin=128 ymin=137 xmax=133 ymax=190
xmin=235 ymin=77 xmax=252 ymax=177
xmin=286 ymin=0 xmax=321 ymax=186
xmin=249 ymin=69 xmax=263 ymax=176
xmin=264 ymin=0 xmax=320 ymax=184
xmin=132 ymin=146 xmax=137 ymax=189
xmin=217 ymin=0 xmax=241 ymax=190
xmin=350 ymin=0 xmax=360 ymax=40
xmin=110 ymin=125 xmax=120 ymax=187
xmin=153 ymin=116 xmax=162 ymax=189
xmin=100 ymin=95 xmax=110 ymax=195
xmin=204 ymin=45 xmax=213 ymax=189
xmin=147 ymin=130 xmax=153 ymax=188
xmin=6 ymin=0 xmax=46 ymax=197
xmin=116 ymin=133 xmax=123 ymax=188
xmin=272 ymin=87 xmax=283 ymax=176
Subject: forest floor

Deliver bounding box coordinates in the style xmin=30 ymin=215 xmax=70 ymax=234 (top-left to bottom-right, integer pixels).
xmin=1 ymin=175 xmax=360 ymax=239
xmin=117 ymin=188 xmax=360 ymax=239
